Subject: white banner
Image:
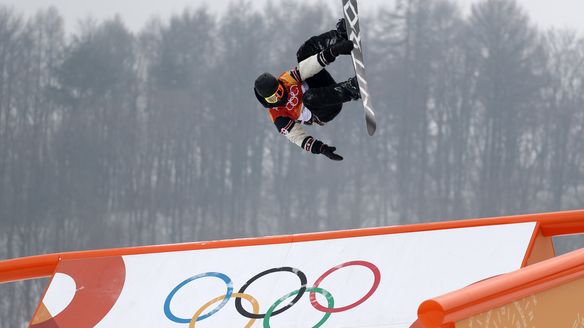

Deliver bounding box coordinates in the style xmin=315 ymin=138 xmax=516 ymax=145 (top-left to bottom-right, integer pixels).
xmin=36 ymin=222 xmax=536 ymax=328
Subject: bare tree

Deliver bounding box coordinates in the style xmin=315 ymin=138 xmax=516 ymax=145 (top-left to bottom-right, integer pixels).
xmin=467 ymin=0 xmax=545 ymax=216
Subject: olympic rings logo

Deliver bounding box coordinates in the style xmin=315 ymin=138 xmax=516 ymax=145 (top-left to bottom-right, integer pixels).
xmin=286 ymin=85 xmax=301 ymax=111
xmin=163 ymin=260 xmax=381 ymax=327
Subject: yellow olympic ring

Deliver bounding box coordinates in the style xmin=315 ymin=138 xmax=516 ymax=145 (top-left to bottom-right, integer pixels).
xmin=189 ymin=293 xmax=259 ymax=328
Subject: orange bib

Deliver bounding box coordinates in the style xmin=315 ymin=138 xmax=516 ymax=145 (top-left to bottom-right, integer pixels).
xmin=268 ymin=71 xmax=305 ymax=123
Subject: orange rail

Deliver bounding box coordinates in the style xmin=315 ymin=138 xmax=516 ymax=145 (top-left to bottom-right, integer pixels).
xmin=1 ymin=210 xmax=584 ymax=284
xmin=417 ymin=247 xmax=584 ymax=328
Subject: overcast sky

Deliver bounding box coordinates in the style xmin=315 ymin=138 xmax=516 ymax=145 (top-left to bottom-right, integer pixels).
xmin=1 ymin=0 xmax=583 ymax=33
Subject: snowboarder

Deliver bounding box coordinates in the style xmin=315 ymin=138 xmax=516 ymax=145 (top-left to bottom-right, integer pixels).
xmin=254 ymin=19 xmax=360 ymax=161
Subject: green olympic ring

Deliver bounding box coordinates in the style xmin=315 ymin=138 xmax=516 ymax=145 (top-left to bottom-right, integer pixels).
xmin=263 ymin=287 xmax=334 ymax=328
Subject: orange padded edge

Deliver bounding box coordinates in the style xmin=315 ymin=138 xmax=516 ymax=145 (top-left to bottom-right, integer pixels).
xmin=418 ymin=247 xmax=584 ymax=328
xmin=1 ymin=209 xmax=584 ymax=284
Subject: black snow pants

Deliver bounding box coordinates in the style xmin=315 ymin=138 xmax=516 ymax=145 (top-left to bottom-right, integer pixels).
xmin=296 ymin=30 xmax=351 ymax=123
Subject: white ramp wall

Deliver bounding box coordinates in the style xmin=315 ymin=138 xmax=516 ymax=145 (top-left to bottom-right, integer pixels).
xmin=32 ymin=222 xmax=537 ymax=328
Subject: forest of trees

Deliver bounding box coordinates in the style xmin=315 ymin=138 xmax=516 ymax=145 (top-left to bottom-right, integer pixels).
xmin=1 ymin=0 xmax=584 ymax=325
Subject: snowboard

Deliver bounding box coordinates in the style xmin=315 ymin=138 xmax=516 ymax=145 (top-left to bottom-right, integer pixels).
xmin=342 ymin=0 xmax=377 ymax=136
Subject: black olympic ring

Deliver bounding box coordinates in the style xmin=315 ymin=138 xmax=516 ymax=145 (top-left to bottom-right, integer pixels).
xmin=234 ymin=267 xmax=307 ymax=319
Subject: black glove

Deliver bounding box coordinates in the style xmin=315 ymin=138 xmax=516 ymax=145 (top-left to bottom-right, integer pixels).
xmin=320 ymin=40 xmax=355 ymax=65
xmin=330 ymin=40 xmax=354 ymax=56
xmin=320 ymin=144 xmax=343 ymax=161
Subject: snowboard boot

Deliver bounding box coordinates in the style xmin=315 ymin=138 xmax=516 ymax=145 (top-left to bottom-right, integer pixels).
xmin=336 ymin=18 xmax=349 ymax=40
xmin=336 ymin=76 xmax=361 ymax=101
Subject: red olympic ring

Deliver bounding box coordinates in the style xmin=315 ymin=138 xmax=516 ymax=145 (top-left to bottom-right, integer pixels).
xmin=309 ymin=260 xmax=381 ymax=313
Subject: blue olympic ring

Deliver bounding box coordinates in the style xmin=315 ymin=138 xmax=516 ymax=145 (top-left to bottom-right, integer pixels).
xmin=164 ymin=272 xmax=233 ymax=324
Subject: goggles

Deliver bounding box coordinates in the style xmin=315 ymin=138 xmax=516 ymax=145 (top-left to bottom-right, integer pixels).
xmin=264 ymin=83 xmax=285 ymax=104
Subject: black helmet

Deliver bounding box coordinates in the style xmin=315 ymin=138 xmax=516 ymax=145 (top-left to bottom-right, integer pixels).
xmin=254 ymin=73 xmax=279 ymax=98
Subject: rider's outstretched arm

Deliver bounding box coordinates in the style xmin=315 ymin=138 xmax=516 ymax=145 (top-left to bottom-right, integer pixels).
xmin=275 ymin=117 xmax=343 ymax=161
